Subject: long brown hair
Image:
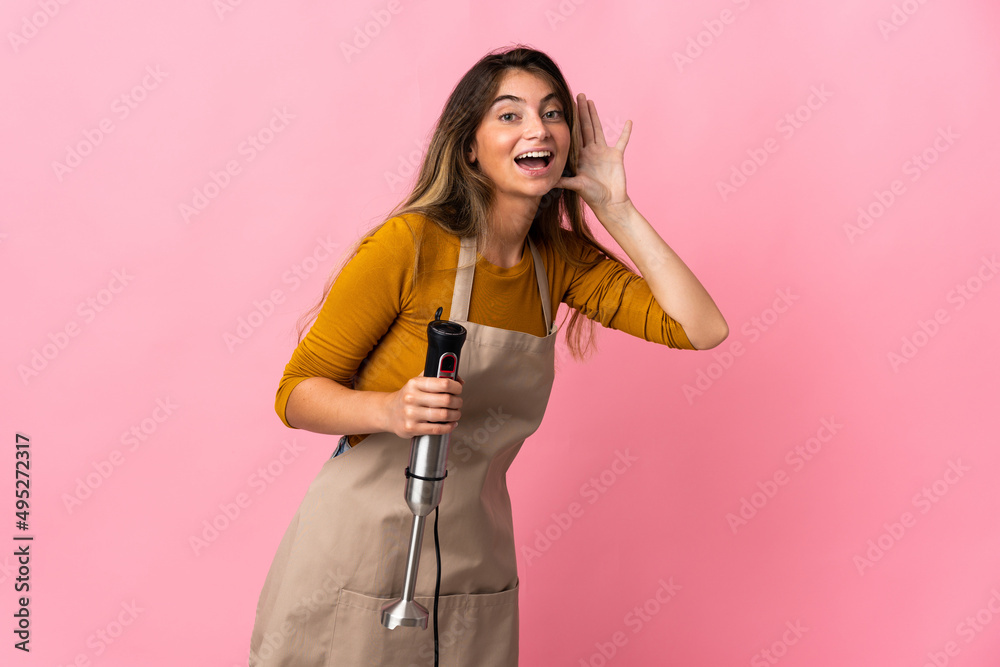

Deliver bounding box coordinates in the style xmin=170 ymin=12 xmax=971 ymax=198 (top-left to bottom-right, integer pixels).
xmin=298 ymin=44 xmax=623 ymax=359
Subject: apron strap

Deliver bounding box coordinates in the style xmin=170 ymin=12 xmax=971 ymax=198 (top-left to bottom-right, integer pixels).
xmin=527 ymin=237 xmax=553 ymax=334
xmin=450 ymin=235 xmax=477 ymax=322
xmin=450 ymin=234 xmax=553 ymax=334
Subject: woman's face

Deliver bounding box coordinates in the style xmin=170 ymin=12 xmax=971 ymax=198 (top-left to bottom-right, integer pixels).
xmin=467 ymin=69 xmax=571 ymax=205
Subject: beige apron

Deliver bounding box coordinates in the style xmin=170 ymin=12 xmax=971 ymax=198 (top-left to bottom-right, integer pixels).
xmin=250 ymin=235 xmax=557 ymax=666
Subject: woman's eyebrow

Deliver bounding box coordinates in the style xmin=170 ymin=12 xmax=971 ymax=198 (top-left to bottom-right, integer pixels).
xmin=489 ymin=93 xmax=559 ymax=107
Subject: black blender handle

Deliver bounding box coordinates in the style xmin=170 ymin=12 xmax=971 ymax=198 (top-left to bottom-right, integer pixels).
xmin=423 ymin=307 xmax=466 ymax=379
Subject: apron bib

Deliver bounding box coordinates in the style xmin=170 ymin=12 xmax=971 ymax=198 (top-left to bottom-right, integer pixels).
xmin=250 ymin=235 xmax=557 ymax=666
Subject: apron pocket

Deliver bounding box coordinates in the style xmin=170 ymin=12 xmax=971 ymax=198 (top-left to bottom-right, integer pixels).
xmin=329 ymin=584 xmax=519 ymax=667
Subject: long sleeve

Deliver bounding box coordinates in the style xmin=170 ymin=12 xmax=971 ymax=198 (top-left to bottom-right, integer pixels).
xmin=557 ymin=230 xmax=695 ymax=350
xmin=274 ymin=217 xmax=417 ymax=428
xmin=273 ymin=215 xmax=695 ymax=431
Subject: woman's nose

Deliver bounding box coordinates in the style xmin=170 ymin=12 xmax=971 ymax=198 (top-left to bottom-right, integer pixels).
xmin=522 ymin=112 xmax=550 ymax=139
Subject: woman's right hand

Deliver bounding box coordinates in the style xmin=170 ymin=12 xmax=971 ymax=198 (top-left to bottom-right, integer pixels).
xmin=382 ymin=375 xmax=463 ymax=439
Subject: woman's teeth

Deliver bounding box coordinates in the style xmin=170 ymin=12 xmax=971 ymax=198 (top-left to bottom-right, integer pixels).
xmin=515 ymin=151 xmax=552 ymax=170
xmin=515 ymin=151 xmax=552 ymax=159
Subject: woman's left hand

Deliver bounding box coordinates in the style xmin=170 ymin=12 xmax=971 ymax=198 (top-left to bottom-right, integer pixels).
xmin=556 ymin=92 xmax=633 ymax=218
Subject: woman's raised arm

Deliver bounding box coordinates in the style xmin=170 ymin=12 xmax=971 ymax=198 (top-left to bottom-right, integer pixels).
xmin=556 ymin=93 xmax=728 ymax=349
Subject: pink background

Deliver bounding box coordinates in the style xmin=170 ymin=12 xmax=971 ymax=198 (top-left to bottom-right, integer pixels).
xmin=4 ymin=0 xmax=1000 ymax=665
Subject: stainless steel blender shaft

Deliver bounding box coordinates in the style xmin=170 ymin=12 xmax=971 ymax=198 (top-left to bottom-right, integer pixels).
xmin=381 ymin=514 xmax=429 ymax=629
xmin=405 ymin=433 xmax=450 ymax=515
xmin=380 ymin=432 xmax=450 ymax=629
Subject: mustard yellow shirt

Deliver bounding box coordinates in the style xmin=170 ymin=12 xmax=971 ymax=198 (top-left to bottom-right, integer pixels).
xmin=276 ymin=213 xmax=694 ymax=442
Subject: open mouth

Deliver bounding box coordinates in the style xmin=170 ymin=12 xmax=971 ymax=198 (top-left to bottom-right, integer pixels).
xmin=514 ymin=150 xmax=553 ymax=171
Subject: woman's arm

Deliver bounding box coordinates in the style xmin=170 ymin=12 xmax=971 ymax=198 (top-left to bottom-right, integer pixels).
xmin=557 ymin=92 xmax=728 ymax=350
xmin=285 ymin=375 xmax=463 ymax=438
xmin=277 ymin=215 xmax=462 ymax=438
xmin=590 ymin=200 xmax=728 ymax=350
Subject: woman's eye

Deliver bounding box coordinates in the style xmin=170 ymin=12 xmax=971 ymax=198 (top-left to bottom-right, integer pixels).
xmin=545 ymin=110 xmax=563 ymax=119
xmin=500 ymin=112 xmax=516 ymax=122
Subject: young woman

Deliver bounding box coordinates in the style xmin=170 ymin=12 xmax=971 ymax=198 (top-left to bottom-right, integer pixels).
xmin=250 ymin=45 xmax=727 ymax=666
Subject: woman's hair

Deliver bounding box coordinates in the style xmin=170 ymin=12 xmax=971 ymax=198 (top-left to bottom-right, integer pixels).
xmin=298 ymin=44 xmax=623 ymax=359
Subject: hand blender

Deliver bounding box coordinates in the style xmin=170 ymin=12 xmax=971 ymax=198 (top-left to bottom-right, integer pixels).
xmin=381 ymin=308 xmax=466 ymax=630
